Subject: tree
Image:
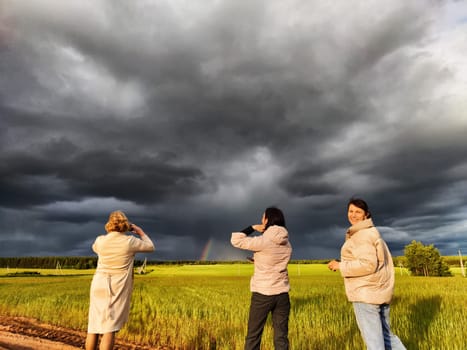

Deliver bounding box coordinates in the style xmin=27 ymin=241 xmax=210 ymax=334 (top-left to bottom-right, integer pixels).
xmin=404 ymin=240 xmax=452 ymax=276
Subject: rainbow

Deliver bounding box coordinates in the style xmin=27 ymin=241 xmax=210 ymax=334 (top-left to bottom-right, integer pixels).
xmin=200 ymin=238 xmax=213 ymax=261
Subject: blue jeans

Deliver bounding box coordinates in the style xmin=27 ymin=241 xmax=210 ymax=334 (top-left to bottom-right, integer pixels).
xmin=353 ymin=302 xmax=406 ymax=350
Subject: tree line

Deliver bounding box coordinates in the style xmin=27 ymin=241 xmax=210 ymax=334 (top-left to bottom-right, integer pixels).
xmin=1 ymin=241 xmax=462 ymax=277
xmin=0 ymin=256 xmax=98 ymax=269
xmin=0 ymin=257 xmax=330 ymax=269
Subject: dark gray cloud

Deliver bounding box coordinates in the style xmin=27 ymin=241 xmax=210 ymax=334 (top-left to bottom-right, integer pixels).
xmin=1 ymin=0 xmax=466 ymax=260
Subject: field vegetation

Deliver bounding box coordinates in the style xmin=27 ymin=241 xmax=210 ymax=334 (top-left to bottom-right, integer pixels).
xmin=0 ymin=264 xmax=465 ymax=350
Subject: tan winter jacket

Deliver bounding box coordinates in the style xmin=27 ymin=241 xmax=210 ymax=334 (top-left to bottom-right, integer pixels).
xmin=339 ymin=218 xmax=395 ymax=304
xmin=231 ymin=225 xmax=292 ymax=296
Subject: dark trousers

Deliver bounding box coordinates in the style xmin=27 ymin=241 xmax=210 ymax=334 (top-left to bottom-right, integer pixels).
xmin=245 ymin=292 xmax=290 ymax=350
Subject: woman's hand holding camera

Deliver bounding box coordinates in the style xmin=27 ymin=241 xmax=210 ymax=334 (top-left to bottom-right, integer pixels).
xmin=240 ymin=223 xmax=266 ymax=236
xmin=129 ymin=223 xmax=146 ymax=237
xmin=252 ymin=224 xmax=266 ymax=233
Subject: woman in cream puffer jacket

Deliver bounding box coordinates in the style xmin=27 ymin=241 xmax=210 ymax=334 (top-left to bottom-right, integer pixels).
xmin=339 ymin=217 xmax=395 ymax=304
xmin=328 ymin=198 xmax=405 ymax=350
xmin=231 ymin=207 xmax=292 ymax=350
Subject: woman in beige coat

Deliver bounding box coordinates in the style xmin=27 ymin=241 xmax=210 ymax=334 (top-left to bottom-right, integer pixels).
xmin=328 ymin=198 xmax=405 ymax=350
xmin=85 ymin=211 xmax=155 ymax=350
xmin=231 ymin=207 xmax=292 ymax=350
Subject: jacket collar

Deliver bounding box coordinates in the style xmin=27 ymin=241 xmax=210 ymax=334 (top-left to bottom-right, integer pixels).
xmin=107 ymin=231 xmax=124 ymax=235
xmin=346 ymin=218 xmax=374 ymax=238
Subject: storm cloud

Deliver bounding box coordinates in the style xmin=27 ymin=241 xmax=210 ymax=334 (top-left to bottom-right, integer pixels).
xmin=1 ymin=0 xmax=466 ymax=260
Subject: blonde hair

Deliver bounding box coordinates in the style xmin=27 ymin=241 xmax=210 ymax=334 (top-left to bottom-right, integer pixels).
xmin=105 ymin=210 xmax=131 ymax=233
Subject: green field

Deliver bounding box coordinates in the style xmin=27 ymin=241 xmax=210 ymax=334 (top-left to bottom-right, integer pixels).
xmin=0 ymin=264 xmax=466 ymax=350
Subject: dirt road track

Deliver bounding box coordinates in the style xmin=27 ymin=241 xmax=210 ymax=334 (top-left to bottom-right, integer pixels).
xmin=0 ymin=330 xmax=80 ymax=350
xmin=0 ymin=316 xmax=161 ymax=350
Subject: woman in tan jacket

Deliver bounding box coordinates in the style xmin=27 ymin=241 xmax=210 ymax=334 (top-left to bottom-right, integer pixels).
xmin=85 ymin=211 xmax=155 ymax=350
xmin=328 ymin=198 xmax=405 ymax=350
xmin=231 ymin=207 xmax=292 ymax=350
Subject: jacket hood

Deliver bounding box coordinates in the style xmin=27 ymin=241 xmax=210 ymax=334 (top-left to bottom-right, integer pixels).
xmin=346 ymin=218 xmax=374 ymax=238
xmin=264 ymin=225 xmax=289 ymax=245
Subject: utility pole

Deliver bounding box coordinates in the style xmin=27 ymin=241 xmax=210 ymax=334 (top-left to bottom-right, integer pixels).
xmin=459 ymin=250 xmax=465 ymax=277
xmin=137 ymin=258 xmax=147 ymax=274
xmin=56 ymin=261 xmax=63 ymax=275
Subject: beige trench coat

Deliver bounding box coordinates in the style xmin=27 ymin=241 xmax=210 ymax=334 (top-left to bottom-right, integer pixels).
xmin=87 ymin=232 xmax=154 ymax=334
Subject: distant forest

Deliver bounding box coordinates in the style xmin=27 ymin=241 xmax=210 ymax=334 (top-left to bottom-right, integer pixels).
xmin=0 ymin=256 xmax=463 ymax=269
xmin=1 ymin=257 xmax=332 ymax=269
xmin=0 ymin=256 xmax=98 ymax=269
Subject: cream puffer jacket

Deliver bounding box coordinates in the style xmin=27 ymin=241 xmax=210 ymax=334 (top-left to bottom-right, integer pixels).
xmin=339 ymin=218 xmax=395 ymax=304
xmin=231 ymin=225 xmax=292 ymax=296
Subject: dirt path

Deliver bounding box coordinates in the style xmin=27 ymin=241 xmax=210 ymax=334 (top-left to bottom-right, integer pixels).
xmin=0 ymin=316 xmax=162 ymax=350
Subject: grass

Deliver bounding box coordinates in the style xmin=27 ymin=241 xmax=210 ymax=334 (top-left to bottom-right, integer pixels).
xmin=0 ymin=264 xmax=466 ymax=349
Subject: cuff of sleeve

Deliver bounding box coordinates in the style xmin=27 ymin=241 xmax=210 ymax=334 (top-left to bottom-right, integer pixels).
xmin=241 ymin=226 xmax=255 ymax=235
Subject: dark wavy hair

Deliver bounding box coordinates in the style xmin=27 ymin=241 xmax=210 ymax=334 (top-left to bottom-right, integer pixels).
xmin=264 ymin=207 xmax=286 ymax=229
xmin=347 ymin=198 xmax=372 ymax=219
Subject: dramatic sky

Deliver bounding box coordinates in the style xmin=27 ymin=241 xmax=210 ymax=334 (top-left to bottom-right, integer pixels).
xmin=1 ymin=0 xmax=466 ymax=261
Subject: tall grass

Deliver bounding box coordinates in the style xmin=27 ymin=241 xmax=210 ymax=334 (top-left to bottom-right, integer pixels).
xmin=0 ymin=264 xmax=465 ymax=349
